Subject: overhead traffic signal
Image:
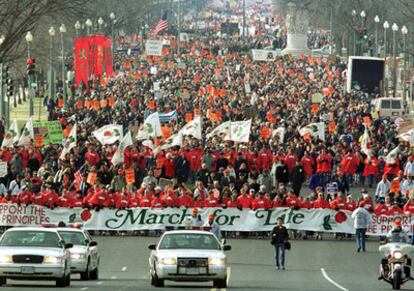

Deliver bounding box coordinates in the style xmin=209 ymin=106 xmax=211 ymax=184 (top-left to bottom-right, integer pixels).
xmin=7 ymin=79 xmax=13 ymax=97
xmin=27 ymin=58 xmax=35 ymax=75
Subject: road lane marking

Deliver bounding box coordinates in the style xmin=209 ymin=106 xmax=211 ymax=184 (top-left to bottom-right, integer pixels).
xmin=321 ymin=268 xmax=349 ymax=291
xmin=80 ymin=288 xmax=88 ymax=291
xmin=96 ymin=281 xmax=103 ymax=285
xmin=227 ymin=267 xmax=231 ymax=286
xmin=111 ymin=275 xmax=117 ymax=279
xmin=121 ymin=266 xmax=127 ymax=271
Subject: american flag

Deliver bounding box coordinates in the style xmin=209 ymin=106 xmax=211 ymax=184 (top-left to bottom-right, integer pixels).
xmin=74 ymin=170 xmax=83 ymax=185
xmin=150 ymin=12 xmax=168 ymax=35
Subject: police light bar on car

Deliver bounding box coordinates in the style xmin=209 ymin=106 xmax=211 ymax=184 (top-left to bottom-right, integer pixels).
xmin=165 ymin=226 xmax=211 ymax=231
xmin=41 ymin=223 xmax=83 ymax=229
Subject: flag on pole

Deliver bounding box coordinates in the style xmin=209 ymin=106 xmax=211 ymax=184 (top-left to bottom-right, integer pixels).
xmin=154 ymin=132 xmax=183 ymax=153
xmin=111 ymin=130 xmax=133 ymax=166
xmin=272 ymin=127 xmax=286 ymax=143
xmin=398 ymin=129 xmax=414 ymax=143
xmin=179 ymin=116 xmax=202 ymax=139
xmin=299 ymin=122 xmax=325 ymax=141
xmin=385 ymin=145 xmax=400 ymax=164
xmin=18 ymin=117 xmax=34 ymax=147
xmin=2 ymin=119 xmax=19 ymax=148
xmin=60 ymin=124 xmax=77 ymax=159
xmin=227 ymin=120 xmax=252 ymax=143
xmin=136 ymin=112 xmax=162 ymax=140
xmin=206 ymin=121 xmax=231 ymax=140
xmin=150 ymin=11 xmax=169 ymax=35
xmin=360 ymin=125 xmax=371 ymax=157
xmin=142 ymin=140 xmax=155 ymax=151
xmin=93 ymin=124 xmax=123 ymax=145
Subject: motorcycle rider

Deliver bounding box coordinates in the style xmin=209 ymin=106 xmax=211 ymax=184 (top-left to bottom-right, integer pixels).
xmin=379 ymin=219 xmax=413 ymax=280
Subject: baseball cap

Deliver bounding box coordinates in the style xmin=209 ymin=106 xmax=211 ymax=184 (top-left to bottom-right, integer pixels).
xmin=208 ymin=213 xmax=215 ymax=220
xmin=394 ymin=219 xmax=402 ymax=227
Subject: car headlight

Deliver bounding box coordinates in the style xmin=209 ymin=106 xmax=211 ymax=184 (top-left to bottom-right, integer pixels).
xmin=208 ymin=257 xmax=225 ymax=266
xmin=0 ymin=255 xmax=12 ymax=263
xmin=71 ymin=253 xmax=86 ymax=260
xmin=393 ymin=252 xmax=403 ymax=260
xmin=160 ymin=258 xmax=176 ymax=265
xmin=44 ymin=256 xmax=64 ymax=264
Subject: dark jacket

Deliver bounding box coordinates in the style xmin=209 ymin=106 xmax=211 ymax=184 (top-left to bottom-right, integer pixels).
xmin=276 ymin=165 xmax=289 ymax=184
xmin=291 ymin=165 xmax=306 ymax=185
xmin=271 ymin=225 xmax=289 ymax=245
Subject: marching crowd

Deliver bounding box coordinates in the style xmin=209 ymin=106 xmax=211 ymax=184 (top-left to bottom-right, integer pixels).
xmin=0 ymin=16 xmax=412 ymax=221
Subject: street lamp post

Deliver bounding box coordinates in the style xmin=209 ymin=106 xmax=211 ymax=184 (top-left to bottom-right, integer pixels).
xmin=0 ymin=35 xmax=5 ymax=120
xmin=59 ymin=24 xmax=67 ymax=109
xmin=352 ymin=10 xmax=357 ymax=55
xmin=48 ymin=27 xmax=55 ymax=105
xmin=86 ymin=19 xmax=92 ymax=36
xmin=383 ymin=21 xmax=389 ymax=58
xmin=75 ymin=21 xmax=81 ymax=38
xmin=392 ymin=23 xmax=398 ymax=97
xmin=25 ymin=31 xmax=34 ymax=117
xmin=110 ymin=12 xmax=116 ymax=65
xmin=374 ymin=15 xmax=380 ymax=57
xmin=98 ymin=17 xmax=104 ymax=33
xmin=402 ymin=25 xmax=408 ymax=106
xmin=359 ymin=10 xmax=366 ymax=55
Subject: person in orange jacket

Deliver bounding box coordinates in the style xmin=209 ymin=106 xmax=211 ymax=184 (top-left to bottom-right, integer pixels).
xmin=237 ymin=188 xmax=253 ymax=209
xmin=330 ymin=193 xmax=347 ymax=210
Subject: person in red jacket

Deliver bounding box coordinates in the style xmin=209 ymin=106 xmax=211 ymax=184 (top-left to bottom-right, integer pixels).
xmin=403 ymin=196 xmax=414 ymax=214
xmin=72 ymin=192 xmax=84 ymax=208
xmin=340 ymin=151 xmax=360 ymax=186
xmin=161 ymin=188 xmax=177 ymax=207
xmin=316 ymin=149 xmax=332 ymax=185
xmin=284 ymin=149 xmax=298 ymax=176
xmin=84 ymin=145 xmax=100 ymax=167
xmin=128 ymin=192 xmax=140 ymax=208
xmin=375 ymin=200 xmax=389 ymax=216
xmin=163 ymin=153 xmax=176 ymax=178
xmin=237 ymin=189 xmax=253 ymax=209
xmin=176 ymin=189 xmax=193 ymax=208
xmin=33 ymin=187 xmax=46 ymax=206
xmin=227 ymin=194 xmax=239 ymax=208
xmin=363 ymin=156 xmax=379 ymax=188
xmin=17 ymin=186 xmax=33 ymax=205
xmin=285 ymin=191 xmax=300 ymax=208
xmin=273 ymin=195 xmax=284 ymax=208
xmin=344 ymin=195 xmax=357 ymax=212
xmin=58 ymin=189 xmax=73 ymax=208
xmin=205 ymin=190 xmax=220 ymax=208
xmin=88 ymin=185 xmax=107 ymax=210
xmin=151 ymin=193 xmax=165 ymax=208
xmin=300 ymin=197 xmax=313 ymax=209
xmin=259 ymin=145 xmax=273 ymax=171
xmin=115 ymin=190 xmax=131 ymax=209
xmin=388 ymin=203 xmax=403 ymax=216
xmin=43 ymin=186 xmax=59 ymax=208
xmin=140 ymin=189 xmax=154 ymax=207
xmin=252 ymin=193 xmax=272 ymax=210
xmin=313 ymin=192 xmax=330 ymax=208
xmin=301 ymin=151 xmax=314 ymax=177
xmin=330 ymin=193 xmax=347 ymax=210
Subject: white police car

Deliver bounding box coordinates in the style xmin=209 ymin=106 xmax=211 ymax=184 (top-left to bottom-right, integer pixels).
xmin=148 ymin=228 xmax=231 ymax=288
xmin=0 ymin=227 xmax=72 ymax=287
xmin=55 ymin=225 xmax=99 ymax=280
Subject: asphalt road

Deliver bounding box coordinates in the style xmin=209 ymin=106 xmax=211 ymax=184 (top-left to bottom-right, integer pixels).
xmin=1 ymin=235 xmax=413 ymax=291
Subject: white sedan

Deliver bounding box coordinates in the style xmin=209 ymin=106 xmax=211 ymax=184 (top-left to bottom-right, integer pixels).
xmin=148 ymin=230 xmax=231 ymax=288
xmin=56 ymin=227 xmax=99 ymax=280
xmin=0 ymin=227 xmax=72 ymax=287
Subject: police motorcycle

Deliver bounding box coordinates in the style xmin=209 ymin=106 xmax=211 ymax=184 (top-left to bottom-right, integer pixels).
xmin=378 ymin=220 xmax=414 ymax=290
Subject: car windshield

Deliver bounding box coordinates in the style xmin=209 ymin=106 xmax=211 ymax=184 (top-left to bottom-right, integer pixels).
xmin=0 ymin=231 xmax=61 ymax=248
xmin=58 ymin=231 xmax=87 ymax=246
xmin=158 ymin=233 xmax=221 ymax=250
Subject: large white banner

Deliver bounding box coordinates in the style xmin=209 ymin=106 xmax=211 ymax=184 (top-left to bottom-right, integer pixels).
xmin=252 ymin=49 xmax=281 ymax=61
xmin=0 ymin=204 xmax=412 ymax=236
xmin=145 ymin=40 xmax=163 ymax=56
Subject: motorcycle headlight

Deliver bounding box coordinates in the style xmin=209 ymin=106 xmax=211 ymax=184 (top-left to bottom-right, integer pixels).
xmin=44 ymin=256 xmax=64 ymax=264
xmin=160 ymin=258 xmax=176 ymax=265
xmin=71 ymin=253 xmax=86 ymax=260
xmin=0 ymin=255 xmax=12 ymax=264
xmin=393 ymin=251 xmax=403 ymax=260
xmin=208 ymin=257 xmax=225 ymax=266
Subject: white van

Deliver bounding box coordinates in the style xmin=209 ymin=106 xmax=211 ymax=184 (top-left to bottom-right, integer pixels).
xmin=371 ymin=97 xmax=405 ymax=118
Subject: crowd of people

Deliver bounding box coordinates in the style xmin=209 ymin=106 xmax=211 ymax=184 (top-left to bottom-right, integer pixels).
xmin=0 ymin=6 xmax=412 ymax=229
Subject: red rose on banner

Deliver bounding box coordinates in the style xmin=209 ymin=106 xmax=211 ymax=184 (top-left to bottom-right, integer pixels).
xmin=103 ymin=130 xmax=112 ymax=137
xmin=335 ymin=211 xmax=347 ymax=224
xmin=80 ymin=209 xmax=92 ymax=222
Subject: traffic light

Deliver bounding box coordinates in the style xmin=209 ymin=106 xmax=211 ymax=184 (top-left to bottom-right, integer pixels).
xmin=7 ymin=79 xmax=13 ymax=97
xmin=27 ymin=58 xmax=35 ymax=75
xmin=2 ymin=65 xmax=8 ymax=83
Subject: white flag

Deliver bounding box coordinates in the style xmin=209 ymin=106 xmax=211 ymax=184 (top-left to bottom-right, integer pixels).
xmin=93 ymin=124 xmax=123 ymax=145
xmin=299 ymin=122 xmax=325 ymax=141
xmin=17 ymin=117 xmax=34 ymax=147
xmin=111 ymin=130 xmax=133 ymax=165
xmin=360 ymin=125 xmax=371 ymax=157
xmin=136 ymin=112 xmax=162 ymax=140
xmin=385 ymin=146 xmax=400 ymax=164
xmin=154 ymin=132 xmax=183 ymax=154
xmin=398 ymin=128 xmax=414 ymax=143
xmin=60 ymin=124 xmax=77 ymax=160
xmin=2 ymin=119 xmax=19 ymax=148
xmin=227 ymin=119 xmax=252 ymax=143
xmin=206 ymin=121 xmax=231 ymax=140
xmin=179 ymin=116 xmax=202 ymax=140
xmin=272 ymin=127 xmax=286 ymax=143
xmin=142 ymin=140 xmax=155 ymax=150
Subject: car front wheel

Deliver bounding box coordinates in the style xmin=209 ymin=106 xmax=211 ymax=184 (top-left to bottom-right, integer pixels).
xmin=213 ymin=277 xmax=227 ymax=288
xmin=80 ymin=260 xmax=90 ymax=280
xmin=0 ymin=277 xmax=6 ymax=286
xmin=153 ymin=265 xmax=164 ymax=287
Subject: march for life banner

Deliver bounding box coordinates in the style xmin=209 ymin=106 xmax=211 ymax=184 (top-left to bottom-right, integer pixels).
xmin=0 ymin=204 xmax=412 ymax=236
xmin=145 ymin=40 xmax=163 ymax=56
xmin=252 ymin=49 xmax=281 ymax=61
